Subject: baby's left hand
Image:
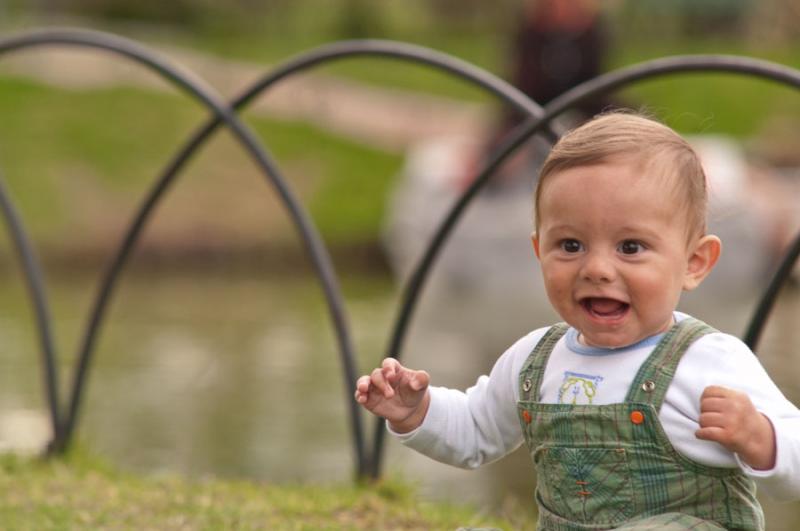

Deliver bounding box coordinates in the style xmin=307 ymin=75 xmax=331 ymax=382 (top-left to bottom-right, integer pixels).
xmin=695 ymin=385 xmax=776 ymax=470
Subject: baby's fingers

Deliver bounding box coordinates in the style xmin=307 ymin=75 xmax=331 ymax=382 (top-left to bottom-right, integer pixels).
xmin=409 ymin=370 xmax=430 ymax=391
xmin=354 ymin=375 xmax=373 ymax=404
xmin=370 ymin=366 xmax=396 ymax=398
xmin=695 ymin=426 xmax=727 ymax=443
xmin=381 ymin=358 xmax=403 ymax=384
xmin=698 ymin=410 xmax=726 ymax=428
xmin=354 ymin=368 xmax=395 ymax=406
xmin=701 ymin=385 xmax=733 ymax=399
xmin=355 ymin=375 xmax=372 ymax=393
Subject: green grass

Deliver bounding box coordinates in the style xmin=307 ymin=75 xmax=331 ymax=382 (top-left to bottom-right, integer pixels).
xmin=0 ymin=451 xmax=526 ymax=530
xmin=607 ymin=37 xmax=800 ymax=137
xmin=248 ymin=117 xmax=401 ymax=245
xmin=0 ymin=75 xmax=402 ymax=247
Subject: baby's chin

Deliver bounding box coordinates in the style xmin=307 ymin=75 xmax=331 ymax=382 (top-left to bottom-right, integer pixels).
xmin=577 ymin=328 xmax=648 ymax=350
xmin=579 ymin=335 xmax=635 ymax=349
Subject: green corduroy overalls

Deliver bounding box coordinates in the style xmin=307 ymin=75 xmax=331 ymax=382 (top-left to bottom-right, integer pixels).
xmin=517 ymin=317 xmax=765 ymax=530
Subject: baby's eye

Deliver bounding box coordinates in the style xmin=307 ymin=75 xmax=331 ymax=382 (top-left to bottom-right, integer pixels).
xmin=618 ymin=240 xmax=645 ymax=255
xmin=560 ymin=239 xmax=584 ymax=253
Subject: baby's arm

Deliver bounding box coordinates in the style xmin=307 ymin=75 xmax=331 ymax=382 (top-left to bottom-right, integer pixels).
xmin=355 ymin=358 xmax=431 ymax=433
xmin=355 ymin=328 xmax=547 ymax=469
xmin=681 ymin=332 xmax=800 ymax=501
xmin=696 ymin=385 xmax=776 ymax=470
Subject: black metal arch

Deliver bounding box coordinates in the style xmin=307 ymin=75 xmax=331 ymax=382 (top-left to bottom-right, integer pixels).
xmin=0 ymin=28 xmax=351 ymax=467
xmin=744 ymin=233 xmax=800 ymax=349
xmin=59 ymin=38 xmax=562 ymax=478
xmin=0 ymin=32 xmax=566 ymax=478
xmin=370 ymin=54 xmax=800 ymax=478
xmin=0 ymin=169 xmax=61 ymax=444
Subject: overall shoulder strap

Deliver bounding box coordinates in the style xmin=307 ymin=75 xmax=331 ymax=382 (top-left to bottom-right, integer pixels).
xmin=625 ymin=317 xmax=717 ymax=409
xmin=519 ymin=323 xmax=569 ymax=402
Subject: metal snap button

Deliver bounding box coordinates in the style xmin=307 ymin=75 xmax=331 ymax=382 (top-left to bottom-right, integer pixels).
xmin=642 ymin=380 xmax=656 ymax=393
xmin=630 ymin=410 xmax=645 ymax=425
xmin=523 ymin=378 xmax=532 ymax=392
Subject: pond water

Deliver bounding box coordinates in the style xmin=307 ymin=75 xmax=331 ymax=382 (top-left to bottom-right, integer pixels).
xmin=1 ymin=263 xmax=798 ymax=526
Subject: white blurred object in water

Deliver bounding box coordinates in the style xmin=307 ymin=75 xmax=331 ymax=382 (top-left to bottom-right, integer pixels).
xmin=689 ymin=135 xmax=771 ymax=296
xmin=0 ymin=409 xmax=50 ymax=454
xmin=383 ymin=135 xmax=545 ymax=301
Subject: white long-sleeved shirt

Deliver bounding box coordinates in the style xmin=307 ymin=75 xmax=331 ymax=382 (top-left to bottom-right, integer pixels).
xmin=393 ymin=312 xmax=800 ymax=501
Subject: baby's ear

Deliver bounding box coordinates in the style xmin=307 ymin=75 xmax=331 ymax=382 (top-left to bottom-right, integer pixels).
xmin=531 ymin=232 xmax=541 ymax=259
xmin=683 ymin=235 xmax=722 ymax=291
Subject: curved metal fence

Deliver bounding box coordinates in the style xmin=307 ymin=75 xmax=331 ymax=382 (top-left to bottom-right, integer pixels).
xmin=1 ymin=27 xmax=798 ymax=481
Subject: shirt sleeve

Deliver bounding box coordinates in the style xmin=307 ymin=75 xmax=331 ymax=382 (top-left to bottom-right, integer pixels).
xmin=389 ymin=327 xmax=549 ymax=469
xmin=679 ymin=333 xmax=800 ymax=501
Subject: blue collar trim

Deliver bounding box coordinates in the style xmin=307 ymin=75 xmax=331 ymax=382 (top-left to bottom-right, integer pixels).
xmin=565 ymin=327 xmax=665 ymax=356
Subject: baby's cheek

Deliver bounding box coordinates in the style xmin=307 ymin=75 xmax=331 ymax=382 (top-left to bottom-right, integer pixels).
xmin=542 ymin=267 xmax=569 ymax=290
xmin=543 ymin=282 xmax=570 ymax=309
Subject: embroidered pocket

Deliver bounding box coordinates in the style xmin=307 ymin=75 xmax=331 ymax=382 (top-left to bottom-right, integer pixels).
xmin=534 ymin=446 xmax=634 ymax=525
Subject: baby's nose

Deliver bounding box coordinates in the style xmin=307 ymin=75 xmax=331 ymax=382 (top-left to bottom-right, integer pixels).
xmin=581 ymin=251 xmax=616 ymax=283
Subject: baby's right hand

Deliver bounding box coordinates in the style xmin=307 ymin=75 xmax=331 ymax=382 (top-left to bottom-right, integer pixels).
xmin=355 ymin=358 xmax=430 ymax=433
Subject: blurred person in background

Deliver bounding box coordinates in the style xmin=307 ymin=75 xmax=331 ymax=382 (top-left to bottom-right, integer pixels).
xmin=509 ymin=0 xmax=611 ymax=120
xmin=464 ymin=0 xmax=615 ymax=191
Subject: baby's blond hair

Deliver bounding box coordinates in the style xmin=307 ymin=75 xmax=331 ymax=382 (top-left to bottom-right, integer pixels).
xmin=534 ymin=111 xmax=708 ymax=240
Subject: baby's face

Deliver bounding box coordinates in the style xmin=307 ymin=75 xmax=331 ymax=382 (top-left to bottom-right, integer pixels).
xmin=533 ymin=159 xmax=699 ymax=348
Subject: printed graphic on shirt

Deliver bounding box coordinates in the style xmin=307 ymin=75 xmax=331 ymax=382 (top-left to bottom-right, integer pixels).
xmin=558 ymin=371 xmax=604 ymax=404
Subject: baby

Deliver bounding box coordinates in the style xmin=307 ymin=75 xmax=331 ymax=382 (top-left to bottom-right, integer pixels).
xmin=356 ymin=112 xmax=800 ymax=529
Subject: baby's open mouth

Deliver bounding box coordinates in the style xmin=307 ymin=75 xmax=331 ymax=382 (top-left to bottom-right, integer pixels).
xmin=581 ymin=297 xmax=630 ymax=319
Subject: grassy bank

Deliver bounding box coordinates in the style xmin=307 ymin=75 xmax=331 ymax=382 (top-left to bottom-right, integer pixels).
xmin=0 ymin=75 xmax=403 ymax=259
xmin=0 ymin=451 xmax=527 ymax=530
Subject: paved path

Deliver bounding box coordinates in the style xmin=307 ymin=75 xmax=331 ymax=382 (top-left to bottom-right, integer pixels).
xmin=0 ymin=44 xmax=492 ymax=151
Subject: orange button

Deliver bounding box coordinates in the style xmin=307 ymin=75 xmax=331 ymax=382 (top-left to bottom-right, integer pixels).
xmin=630 ymin=410 xmax=645 ymax=424
xmin=522 ymin=410 xmax=532 ymax=424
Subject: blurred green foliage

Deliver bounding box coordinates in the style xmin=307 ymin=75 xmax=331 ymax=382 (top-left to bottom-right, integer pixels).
xmin=6 ymin=0 xmax=797 ymax=137
xmin=5 ymin=1 xmax=800 ymax=110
